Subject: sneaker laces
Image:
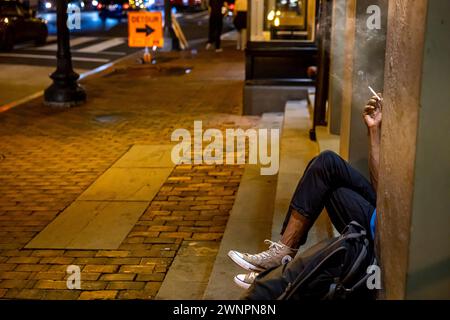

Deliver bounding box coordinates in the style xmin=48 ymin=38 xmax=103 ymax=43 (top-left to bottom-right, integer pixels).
xmin=244 ymin=272 xmax=259 ymax=283
xmin=251 ymin=240 xmax=288 ymax=261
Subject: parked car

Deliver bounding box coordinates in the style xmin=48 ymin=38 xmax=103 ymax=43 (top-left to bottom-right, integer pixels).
xmin=129 ymin=0 xmax=164 ymax=10
xmin=170 ymin=0 xmax=204 ymax=10
xmin=39 ymin=0 xmax=88 ymax=12
xmin=97 ymin=0 xmax=130 ymax=21
xmin=0 ymin=0 xmax=48 ymax=51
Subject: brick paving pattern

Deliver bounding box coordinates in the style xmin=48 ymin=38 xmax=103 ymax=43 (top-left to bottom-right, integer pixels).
xmin=0 ymin=49 xmax=258 ymax=299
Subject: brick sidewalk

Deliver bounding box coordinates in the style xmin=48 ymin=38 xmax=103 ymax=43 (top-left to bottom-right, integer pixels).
xmin=0 ymin=48 xmax=258 ymax=299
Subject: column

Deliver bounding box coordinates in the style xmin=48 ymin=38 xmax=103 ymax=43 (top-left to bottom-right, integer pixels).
xmin=377 ymin=0 xmax=450 ymax=299
xmin=328 ymin=0 xmax=348 ymax=135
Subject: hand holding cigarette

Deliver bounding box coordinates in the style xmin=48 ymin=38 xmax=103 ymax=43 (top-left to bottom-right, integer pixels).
xmin=363 ymin=87 xmax=383 ymax=129
xmin=369 ymin=86 xmax=382 ymax=102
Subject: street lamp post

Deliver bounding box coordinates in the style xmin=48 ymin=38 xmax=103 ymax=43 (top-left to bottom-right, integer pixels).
xmin=44 ymin=0 xmax=86 ymax=107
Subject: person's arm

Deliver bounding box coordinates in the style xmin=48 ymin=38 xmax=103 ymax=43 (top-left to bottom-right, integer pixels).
xmin=363 ymin=95 xmax=383 ymax=191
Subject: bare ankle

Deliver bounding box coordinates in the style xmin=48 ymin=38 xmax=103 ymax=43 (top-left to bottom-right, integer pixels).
xmin=280 ymin=209 xmax=313 ymax=249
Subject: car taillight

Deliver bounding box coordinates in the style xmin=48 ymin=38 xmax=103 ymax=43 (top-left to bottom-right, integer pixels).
xmin=123 ymin=3 xmax=129 ymax=9
xmin=229 ymin=4 xmax=235 ymax=10
xmin=97 ymin=3 xmax=103 ymax=9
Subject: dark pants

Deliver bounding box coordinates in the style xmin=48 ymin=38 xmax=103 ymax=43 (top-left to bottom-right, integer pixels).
xmin=281 ymin=151 xmax=377 ymax=246
xmin=208 ymin=13 xmax=223 ymax=49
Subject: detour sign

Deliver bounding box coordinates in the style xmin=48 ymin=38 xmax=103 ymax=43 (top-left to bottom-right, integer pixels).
xmin=128 ymin=11 xmax=163 ymax=48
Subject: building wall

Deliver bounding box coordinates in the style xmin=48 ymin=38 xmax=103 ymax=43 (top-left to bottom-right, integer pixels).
xmin=328 ymin=0 xmax=347 ymax=135
xmin=378 ymin=0 xmax=450 ymax=299
xmin=406 ymin=0 xmax=450 ymax=299
xmin=339 ymin=0 xmax=356 ymax=161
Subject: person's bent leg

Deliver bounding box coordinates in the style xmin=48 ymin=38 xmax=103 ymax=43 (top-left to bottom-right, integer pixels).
xmin=281 ymin=151 xmax=376 ymax=236
xmin=228 ymin=151 xmax=376 ymax=272
xmin=278 ymin=186 xmax=375 ymax=251
xmin=325 ymin=188 xmax=374 ymax=234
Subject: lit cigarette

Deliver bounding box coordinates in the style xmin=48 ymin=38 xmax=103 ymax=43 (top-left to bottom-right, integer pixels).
xmin=368 ymin=86 xmax=382 ymax=101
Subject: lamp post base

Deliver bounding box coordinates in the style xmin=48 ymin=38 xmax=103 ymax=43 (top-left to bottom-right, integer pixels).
xmin=44 ymin=82 xmax=86 ymax=108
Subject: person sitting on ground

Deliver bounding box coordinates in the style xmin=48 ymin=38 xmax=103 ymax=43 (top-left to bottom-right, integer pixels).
xmin=228 ymin=94 xmax=383 ymax=288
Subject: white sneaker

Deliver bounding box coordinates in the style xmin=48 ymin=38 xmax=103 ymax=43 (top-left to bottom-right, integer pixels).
xmin=215 ymin=48 xmax=223 ymax=53
xmin=234 ymin=272 xmax=259 ymax=290
xmin=228 ymin=240 xmax=296 ymax=272
xmin=205 ymin=43 xmax=212 ymax=50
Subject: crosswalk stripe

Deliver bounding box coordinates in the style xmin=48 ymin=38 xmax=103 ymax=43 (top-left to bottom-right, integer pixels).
xmin=221 ymin=30 xmax=238 ymax=40
xmin=36 ymin=36 xmax=97 ymax=51
xmin=100 ymin=51 xmax=127 ymax=56
xmin=184 ymin=11 xmax=208 ymax=20
xmin=47 ymin=35 xmax=57 ymax=42
xmin=76 ymin=38 xmax=125 ymax=53
xmin=0 ymin=53 xmax=109 ymax=63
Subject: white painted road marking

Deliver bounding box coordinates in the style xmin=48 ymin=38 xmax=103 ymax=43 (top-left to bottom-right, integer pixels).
xmin=0 ymin=53 xmax=109 ymax=63
xmin=76 ymin=38 xmax=125 ymax=53
xmin=36 ymin=36 xmax=97 ymax=51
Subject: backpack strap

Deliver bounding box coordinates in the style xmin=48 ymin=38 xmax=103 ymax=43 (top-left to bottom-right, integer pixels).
xmin=341 ymin=238 xmax=369 ymax=284
xmin=345 ymin=257 xmax=378 ymax=293
xmin=342 ymin=221 xmax=366 ymax=235
xmin=325 ymin=232 xmax=371 ymax=300
xmin=324 ymin=280 xmax=352 ymax=300
xmin=326 ymin=248 xmax=377 ymax=300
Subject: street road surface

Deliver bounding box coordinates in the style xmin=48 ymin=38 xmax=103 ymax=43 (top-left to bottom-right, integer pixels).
xmin=0 ymin=9 xmax=235 ymax=106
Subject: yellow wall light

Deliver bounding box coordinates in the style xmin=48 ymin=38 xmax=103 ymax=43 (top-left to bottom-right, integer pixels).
xmin=274 ymin=17 xmax=280 ymax=27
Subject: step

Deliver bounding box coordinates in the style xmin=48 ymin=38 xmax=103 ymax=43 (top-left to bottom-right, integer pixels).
xmin=316 ymin=126 xmax=340 ymax=156
xmin=155 ymin=240 xmax=220 ymax=300
xmin=307 ymin=89 xmax=340 ymax=155
xmin=202 ymin=113 xmax=283 ymax=300
xmin=272 ymin=100 xmax=333 ymax=251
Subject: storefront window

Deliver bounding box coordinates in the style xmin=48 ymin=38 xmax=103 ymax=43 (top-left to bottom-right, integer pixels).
xmin=249 ymin=0 xmax=317 ymax=42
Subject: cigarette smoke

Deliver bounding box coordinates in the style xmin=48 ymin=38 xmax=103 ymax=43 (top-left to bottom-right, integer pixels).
xmin=327 ymin=0 xmax=388 ymax=108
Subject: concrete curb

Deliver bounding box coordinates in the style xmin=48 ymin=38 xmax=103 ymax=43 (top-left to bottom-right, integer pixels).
xmin=202 ymin=113 xmax=283 ymax=300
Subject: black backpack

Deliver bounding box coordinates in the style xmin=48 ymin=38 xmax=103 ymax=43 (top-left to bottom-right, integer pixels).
xmin=242 ymin=221 xmax=377 ymax=300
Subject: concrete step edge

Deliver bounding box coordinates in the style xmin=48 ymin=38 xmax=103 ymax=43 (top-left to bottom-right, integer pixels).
xmin=201 ymin=113 xmax=283 ymax=300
